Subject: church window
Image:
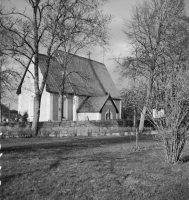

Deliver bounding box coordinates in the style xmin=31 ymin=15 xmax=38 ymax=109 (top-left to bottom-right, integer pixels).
xmin=105 ymin=109 xmax=112 ymax=120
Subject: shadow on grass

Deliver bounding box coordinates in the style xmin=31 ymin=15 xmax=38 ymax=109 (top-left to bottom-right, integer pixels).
xmin=180 ymin=155 xmax=189 ymax=163
xmin=2 ymin=135 xmax=156 ymax=154
xmin=2 ymin=168 xmax=44 ymax=184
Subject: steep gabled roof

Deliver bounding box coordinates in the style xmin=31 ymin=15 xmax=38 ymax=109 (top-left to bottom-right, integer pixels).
xmin=77 ymin=94 xmax=119 ymax=113
xmin=77 ymin=96 xmax=108 ymax=113
xmin=19 ymin=52 xmax=120 ymax=98
xmin=90 ymin=61 xmax=120 ymax=98
xmin=38 ymin=54 xmax=73 ymax=94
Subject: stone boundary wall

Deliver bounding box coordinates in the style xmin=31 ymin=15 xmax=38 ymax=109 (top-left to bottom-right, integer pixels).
xmin=0 ymin=120 xmax=153 ymax=138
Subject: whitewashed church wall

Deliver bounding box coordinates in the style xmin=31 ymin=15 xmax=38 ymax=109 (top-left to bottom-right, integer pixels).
xmin=78 ymin=113 xmax=100 ymax=121
xmin=73 ymin=95 xmax=79 ymax=121
xmin=18 ymin=63 xmax=35 ymax=118
xmin=18 ymin=61 xmax=51 ymax=122
xmin=39 ymin=88 xmax=51 ymax=121
xmin=119 ymin=101 xmax=122 ymax=119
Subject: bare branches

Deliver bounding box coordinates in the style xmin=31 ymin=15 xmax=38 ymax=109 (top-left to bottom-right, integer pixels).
xmin=0 ymin=0 xmax=111 ymax=133
xmin=0 ymin=55 xmax=20 ymax=104
xmin=117 ymin=0 xmax=189 ymax=163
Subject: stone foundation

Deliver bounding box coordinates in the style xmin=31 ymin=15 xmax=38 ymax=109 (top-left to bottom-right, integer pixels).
xmin=0 ymin=120 xmax=153 ymax=138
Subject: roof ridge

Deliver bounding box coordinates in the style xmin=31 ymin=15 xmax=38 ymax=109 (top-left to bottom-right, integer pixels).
xmin=39 ymin=52 xmax=106 ymax=67
xmin=69 ymin=53 xmax=105 ymax=66
xmin=37 ymin=52 xmax=120 ymax=97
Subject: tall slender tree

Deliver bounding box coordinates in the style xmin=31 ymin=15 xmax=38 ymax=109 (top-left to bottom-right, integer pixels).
xmin=0 ymin=53 xmax=19 ymax=122
xmin=52 ymin=0 xmax=111 ymax=121
xmin=118 ymin=0 xmax=189 ymax=163
xmin=117 ymin=0 xmax=189 ymax=133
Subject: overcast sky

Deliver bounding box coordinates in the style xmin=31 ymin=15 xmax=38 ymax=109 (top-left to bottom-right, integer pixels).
xmin=101 ymin=0 xmax=140 ymax=89
xmin=101 ymin=0 xmax=189 ymax=89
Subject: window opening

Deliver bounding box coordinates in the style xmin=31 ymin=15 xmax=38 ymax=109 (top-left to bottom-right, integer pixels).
xmin=105 ymin=109 xmax=112 ymax=120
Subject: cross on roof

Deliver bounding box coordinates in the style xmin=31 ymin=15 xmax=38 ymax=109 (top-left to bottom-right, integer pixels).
xmin=87 ymin=51 xmax=91 ymax=59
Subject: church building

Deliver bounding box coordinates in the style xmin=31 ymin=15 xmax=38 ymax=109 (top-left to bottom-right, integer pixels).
xmin=17 ymin=52 xmax=121 ymax=121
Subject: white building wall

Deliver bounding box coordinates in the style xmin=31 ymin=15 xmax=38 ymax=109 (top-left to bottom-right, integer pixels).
xmin=63 ymin=98 xmax=68 ymax=119
xmin=73 ymin=95 xmax=79 ymax=121
xmin=18 ymin=94 xmax=23 ymax=114
xmin=18 ymin=61 xmax=51 ymax=122
xmin=78 ymin=113 xmax=100 ymax=121
xmin=28 ymin=94 xmax=34 ymax=120
xmin=18 ymin=65 xmax=35 ymax=117
xmin=39 ymin=88 xmax=51 ymax=121
xmin=153 ymin=109 xmax=165 ymax=118
xmin=119 ymin=101 xmax=122 ymax=119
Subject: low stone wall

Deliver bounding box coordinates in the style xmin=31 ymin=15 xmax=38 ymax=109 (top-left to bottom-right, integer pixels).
xmin=0 ymin=120 xmax=153 ymax=138
xmin=0 ymin=122 xmax=33 ymax=138
xmin=38 ymin=120 xmax=137 ymax=137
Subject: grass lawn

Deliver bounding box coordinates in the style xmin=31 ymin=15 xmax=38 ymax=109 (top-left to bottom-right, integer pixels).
xmin=1 ymin=135 xmax=189 ymax=200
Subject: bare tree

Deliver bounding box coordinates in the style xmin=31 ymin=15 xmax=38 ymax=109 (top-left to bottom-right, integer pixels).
xmin=118 ymin=0 xmax=189 ymax=163
xmin=0 ymin=0 xmax=110 ymax=135
xmin=0 ymin=54 xmax=19 ymax=122
xmin=117 ymin=0 xmax=188 ymax=133
xmin=150 ymin=11 xmax=189 ymax=163
xmin=121 ymin=83 xmax=146 ymax=125
xmin=52 ymin=0 xmax=111 ymax=121
xmin=54 ymin=52 xmax=93 ymax=121
xmin=0 ymin=0 xmax=68 ymax=133
xmin=150 ymin=64 xmax=189 ymax=163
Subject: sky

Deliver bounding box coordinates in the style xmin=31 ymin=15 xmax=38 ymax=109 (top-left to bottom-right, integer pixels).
xmin=2 ymin=0 xmax=140 ymax=110
xmin=93 ymin=0 xmax=140 ymax=89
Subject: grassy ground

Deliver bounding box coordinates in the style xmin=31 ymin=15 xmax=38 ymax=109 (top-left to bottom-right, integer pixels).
xmin=1 ymin=135 xmax=189 ymax=200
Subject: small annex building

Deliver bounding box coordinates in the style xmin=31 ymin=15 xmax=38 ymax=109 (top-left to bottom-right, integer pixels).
xmin=17 ymin=52 xmax=121 ymax=122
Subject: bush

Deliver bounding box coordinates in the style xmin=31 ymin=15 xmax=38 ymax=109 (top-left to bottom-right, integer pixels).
xmin=22 ymin=112 xmax=28 ymax=122
xmin=14 ymin=128 xmax=33 ymax=138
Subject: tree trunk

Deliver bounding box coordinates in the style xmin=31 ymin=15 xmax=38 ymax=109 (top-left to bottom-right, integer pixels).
xmin=0 ymin=60 xmax=2 ymax=123
xmin=139 ymin=106 xmax=147 ymax=133
xmin=133 ymin=105 xmax=139 ymax=148
xmin=164 ymin=136 xmax=186 ymax=164
xmin=133 ymin=105 xmax=136 ymax=128
xmin=136 ymin=128 xmax=138 ymax=149
xmin=139 ymin=76 xmax=153 ymax=133
xmin=58 ymin=92 xmax=63 ymax=121
xmin=32 ymin=94 xmax=41 ymax=137
xmin=0 ymin=103 xmax=2 ymax=123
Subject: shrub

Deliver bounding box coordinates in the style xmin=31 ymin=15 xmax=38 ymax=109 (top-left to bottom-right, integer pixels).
xmin=15 ymin=128 xmax=33 ymax=138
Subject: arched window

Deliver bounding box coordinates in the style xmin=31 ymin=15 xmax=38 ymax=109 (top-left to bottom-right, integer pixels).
xmin=105 ymin=109 xmax=112 ymax=120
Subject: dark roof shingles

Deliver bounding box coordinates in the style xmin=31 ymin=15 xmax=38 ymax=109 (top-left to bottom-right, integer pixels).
xmin=38 ymin=52 xmax=120 ymax=98
xmin=77 ymin=96 xmax=109 ymax=113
